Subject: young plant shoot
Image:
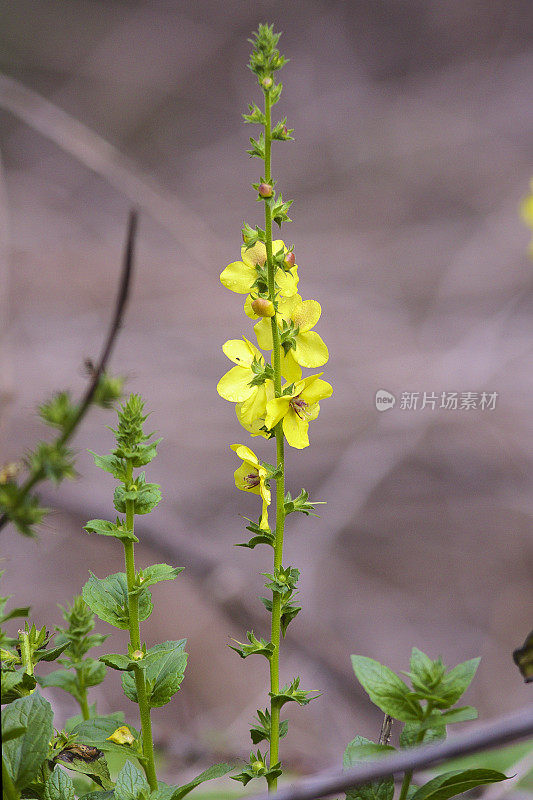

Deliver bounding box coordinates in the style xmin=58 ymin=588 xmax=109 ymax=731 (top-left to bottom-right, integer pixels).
xmin=217 ymin=24 xmax=331 ymax=791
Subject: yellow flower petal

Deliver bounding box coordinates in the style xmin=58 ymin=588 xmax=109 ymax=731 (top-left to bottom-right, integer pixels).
xmin=230 ymin=443 xmax=260 ymax=466
xmin=106 ymin=726 xmax=135 ymax=746
xmin=254 ymin=318 xmax=273 ymax=350
xmin=280 ymin=350 xmax=302 ymax=382
xmin=235 ymin=404 xmax=269 ymax=438
xmin=222 ymin=338 xmax=256 ymax=366
xmin=301 ymin=377 xmax=333 ymax=405
xmin=283 ymin=409 xmax=309 ymax=449
xmin=241 ymin=242 xmax=267 ymax=267
xmin=220 ymin=260 xmax=256 ymax=294
xmin=217 ymin=366 xmax=255 ymax=402
xmin=244 ymin=294 xmax=258 ymax=319
xmin=276 ymin=266 xmax=299 ymax=297
xmin=234 ymin=462 xmax=261 ymax=495
xmin=292 ymin=299 xmax=321 ymax=332
xmin=265 ymin=397 xmax=290 ymax=430
xmin=238 ymin=382 xmax=269 ymax=425
xmin=293 ymin=331 xmax=329 ymax=368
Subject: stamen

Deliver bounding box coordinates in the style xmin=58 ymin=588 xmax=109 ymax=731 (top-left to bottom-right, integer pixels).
xmin=289 ymin=396 xmax=308 ymax=419
xmin=245 ymin=471 xmax=260 ymax=488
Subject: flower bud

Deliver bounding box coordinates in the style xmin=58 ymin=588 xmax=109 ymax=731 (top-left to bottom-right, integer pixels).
xmin=251 ymin=297 xmax=275 ymax=317
xmin=283 ymin=251 xmax=296 ymax=269
xmin=261 ymin=76 xmax=273 ymax=89
xmin=132 ymin=649 xmax=144 ymax=660
xmin=252 ymin=759 xmax=264 ymax=774
xmin=258 ymin=183 xmax=274 ymax=198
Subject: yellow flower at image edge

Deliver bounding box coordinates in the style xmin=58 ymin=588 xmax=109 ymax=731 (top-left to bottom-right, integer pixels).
xmin=220 ymin=240 xmax=299 ymax=297
xmin=265 ymin=374 xmax=333 ymax=449
xmin=231 ymin=443 xmax=271 ymax=530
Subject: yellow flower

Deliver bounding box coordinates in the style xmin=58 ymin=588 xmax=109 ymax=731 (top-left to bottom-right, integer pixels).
xmin=521 ymin=180 xmax=533 ymax=257
xmin=265 ymin=374 xmax=332 ymax=449
xmin=253 ymin=294 xmax=328 ymax=382
xmin=217 ymin=337 xmax=268 ymax=403
xmin=230 ymin=444 xmax=271 ymax=529
xmin=106 ymin=726 xmax=135 ymax=746
xmin=220 ymin=240 xmax=299 ymax=296
xmin=235 ymin=379 xmax=275 ymax=435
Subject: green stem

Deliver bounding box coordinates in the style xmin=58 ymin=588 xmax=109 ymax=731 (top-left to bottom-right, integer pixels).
xmin=76 ymin=668 xmax=90 ymax=720
xmin=19 ymin=632 xmax=34 ymax=679
xmin=263 ymin=82 xmax=286 ymax=793
xmin=398 ymin=704 xmax=434 ymax=800
xmin=123 ymin=460 xmax=158 ymax=792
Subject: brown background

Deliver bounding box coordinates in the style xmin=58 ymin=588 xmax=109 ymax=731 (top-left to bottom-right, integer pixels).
xmin=1 ymin=0 xmax=532 ymax=782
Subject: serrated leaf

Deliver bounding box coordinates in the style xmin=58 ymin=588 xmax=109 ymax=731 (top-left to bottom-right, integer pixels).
xmin=70 ymin=715 xmax=139 ymax=757
xmin=410 ymin=769 xmax=508 ymax=800
xmin=351 ymin=655 xmax=423 ymax=722
xmin=37 ymin=669 xmax=80 ymax=699
xmin=79 ymin=792 xmax=115 ymax=800
xmin=1 ymin=668 xmax=37 ymax=701
xmin=113 ymin=475 xmax=161 ymax=516
xmin=82 ymin=572 xmax=152 ymax=629
xmin=89 ymin=452 xmax=127 ymax=481
xmin=1 ymin=724 xmax=27 ymax=742
xmin=99 ymin=653 xmax=136 ymax=671
xmin=35 ymin=639 xmax=71 ymax=662
xmin=84 ymin=519 xmax=138 ymax=543
xmin=137 ymin=564 xmax=184 ymax=588
xmin=2 ymin=691 xmax=54 ymax=790
xmin=57 ymin=754 xmax=113 ymax=791
xmin=129 ymin=439 xmax=162 ymax=467
xmin=432 ymin=659 xmax=480 ymax=709
xmin=151 ymin=763 xmax=234 ymax=800
xmin=44 ymin=767 xmax=76 ymax=800
xmin=114 ymin=759 xmax=149 ymax=800
xmin=344 ymin=736 xmax=395 ymax=800
xmin=122 ymin=640 xmax=187 ymax=707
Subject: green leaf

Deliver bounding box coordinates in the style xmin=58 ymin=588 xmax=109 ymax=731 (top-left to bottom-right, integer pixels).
xmin=35 ymin=639 xmax=71 ymax=662
xmin=431 ymin=659 xmax=480 ymax=709
xmin=113 ymin=474 xmax=161 ymax=516
xmin=37 ymin=669 xmax=80 ymax=699
xmin=84 ymin=519 xmax=138 ymax=543
xmin=269 ymin=676 xmax=320 ymax=708
xmin=82 ymin=572 xmax=153 ymax=629
xmin=2 ymin=691 xmax=53 ymax=790
xmin=513 ymin=629 xmax=533 ymax=682
xmin=410 ymin=769 xmax=508 ymax=800
xmin=351 ymin=655 xmax=422 ymax=722
xmin=129 ymin=438 xmax=162 ymax=467
xmin=229 ymin=630 xmax=274 ymax=660
xmin=1 ymin=724 xmax=27 ymax=743
xmin=152 ymin=763 xmax=234 ymax=800
xmin=44 ymin=767 xmax=76 ymax=800
xmin=114 ymin=760 xmax=149 ymax=800
xmin=399 ymin=723 xmax=446 ymax=749
xmin=57 ymin=753 xmax=113 ymax=791
xmin=122 ymin=640 xmax=187 ymax=707
xmin=70 ymin=715 xmax=139 ymax=757
xmin=89 ymin=452 xmax=127 ymax=481
xmin=423 ymin=706 xmax=478 ymax=728
xmin=99 ymin=653 xmax=136 ymax=671
xmin=79 ymin=792 xmax=114 ymax=800
xmin=1 ymin=668 xmax=37 ymax=701
xmin=136 ymin=564 xmax=184 ymax=589
xmin=343 ymin=736 xmax=395 ymax=800
xmin=1 ymin=606 xmax=30 ymax=623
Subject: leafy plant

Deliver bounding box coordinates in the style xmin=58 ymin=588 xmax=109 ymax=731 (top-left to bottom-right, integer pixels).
xmin=345 ymin=649 xmax=509 ymax=800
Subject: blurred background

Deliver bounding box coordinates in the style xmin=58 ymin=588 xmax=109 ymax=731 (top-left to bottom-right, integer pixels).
xmin=1 ymin=0 xmax=532 ymax=787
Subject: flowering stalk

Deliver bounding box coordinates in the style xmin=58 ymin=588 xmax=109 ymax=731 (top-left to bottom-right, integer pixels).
xmin=218 ymin=24 xmax=332 ymax=791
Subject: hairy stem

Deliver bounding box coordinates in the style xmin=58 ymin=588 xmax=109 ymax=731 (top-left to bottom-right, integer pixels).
xmin=76 ymin=667 xmax=90 ymax=720
xmin=19 ymin=631 xmax=34 ymax=679
xmin=123 ymin=460 xmax=158 ymax=792
xmin=264 ymin=83 xmax=286 ymax=792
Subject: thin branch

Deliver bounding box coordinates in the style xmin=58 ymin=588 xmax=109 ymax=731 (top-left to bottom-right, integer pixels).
xmin=250 ymin=707 xmax=533 ymax=800
xmin=0 ymin=210 xmax=137 ymax=532
xmin=0 ymin=74 xmax=221 ymax=269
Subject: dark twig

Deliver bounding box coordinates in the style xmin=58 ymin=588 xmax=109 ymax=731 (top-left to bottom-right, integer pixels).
xmin=0 ymin=210 xmax=137 ymax=532
xmin=250 ymin=707 xmax=533 ymax=800
xmin=378 ymin=714 xmax=393 ymax=746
